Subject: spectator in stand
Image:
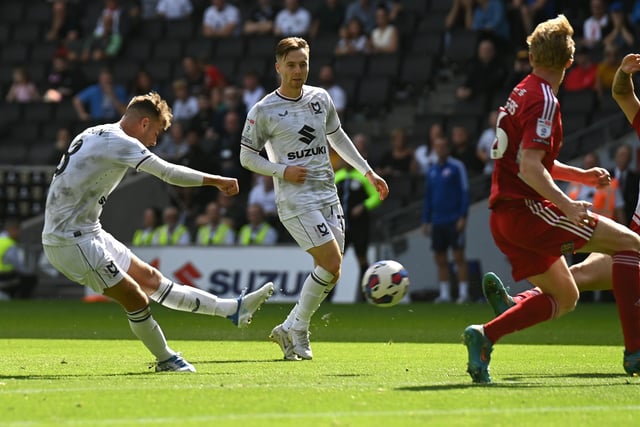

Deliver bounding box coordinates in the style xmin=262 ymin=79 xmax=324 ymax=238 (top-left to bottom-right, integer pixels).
xmin=470 ymin=0 xmax=510 ymax=47
xmin=73 ymin=69 xmax=128 ymax=121
xmin=136 ymin=0 xmax=160 ymax=20
xmin=213 ymin=85 xmax=247 ymax=132
xmin=180 ymin=55 xmax=227 ymax=96
xmin=242 ymin=70 xmax=266 ymax=112
xmin=335 ymin=134 xmax=382 ymax=291
xmin=344 ymin=0 xmax=386 ymax=34
xmin=310 ymin=0 xmax=346 ymax=40
xmin=0 ymin=219 xmax=38 ymax=300
xmin=46 ymin=0 xmax=83 ymax=43
xmin=156 ymin=0 xmax=193 ymax=20
xmin=44 ymin=50 xmax=85 ymax=103
xmin=422 ymin=135 xmax=470 ymax=304
xmin=190 ymin=93 xmax=219 ymax=147
xmin=445 ymin=0 xmax=473 ymax=38
xmin=450 ymin=124 xmax=484 ymax=178
xmin=202 ymin=0 xmax=241 ymax=38
xmin=215 ymin=110 xmax=250 ymax=189
xmin=81 ymin=5 xmax=123 ymax=62
xmin=237 ymin=203 xmax=278 ymax=246
xmin=504 ymin=48 xmax=532 ymax=90
xmin=132 ymin=207 xmax=162 ymax=246
xmin=237 ymin=204 xmax=279 ymax=246
xmin=318 ymin=64 xmax=347 ymax=119
xmin=476 ymin=110 xmax=499 ymax=175
xmin=609 ymin=144 xmax=640 ymax=226
xmin=216 ymin=191 xmax=246 ymax=231
xmin=582 ymin=0 xmax=610 ymax=49
xmin=153 ymin=206 xmax=191 ymax=245
xmin=176 ymin=129 xmax=217 ymax=214
xmin=602 ymin=1 xmax=635 ymax=52
xmin=562 ymin=44 xmax=597 ymax=92
xmin=128 ymin=69 xmax=161 ymax=98
xmin=171 ymin=79 xmax=199 ymax=121
xmin=5 ymin=67 xmax=40 ymax=103
xmin=456 ymin=38 xmax=507 ymax=101
xmin=47 ymin=126 xmax=72 ymax=165
xmin=415 ymin=122 xmax=444 ymax=175
xmin=248 ymin=174 xmax=277 ymax=222
xmin=195 ymin=201 xmax=236 ymax=245
xmin=335 ymin=18 xmax=369 ymax=56
xmin=369 ymin=5 xmax=399 ymax=54
xmin=596 ymin=43 xmax=622 ymax=99
xmin=375 ymin=128 xmax=418 ymax=179
xmin=243 ymin=0 xmax=279 ymax=36
xmin=153 ymin=120 xmax=190 ymax=162
xmin=274 ymin=0 xmax=312 ymax=37
xmin=509 ymin=0 xmax=556 ymax=36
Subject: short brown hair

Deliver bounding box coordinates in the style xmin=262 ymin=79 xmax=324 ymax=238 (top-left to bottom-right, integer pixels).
xmin=526 ymin=14 xmax=575 ymax=70
xmin=126 ymin=92 xmax=173 ymax=131
xmin=275 ymin=37 xmax=309 ymax=62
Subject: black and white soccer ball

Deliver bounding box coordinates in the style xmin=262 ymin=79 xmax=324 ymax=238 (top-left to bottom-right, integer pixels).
xmin=361 ymin=260 xmax=409 ymax=307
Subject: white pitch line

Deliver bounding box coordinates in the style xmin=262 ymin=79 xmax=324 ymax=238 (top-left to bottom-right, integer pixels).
xmin=2 ymin=405 xmax=640 ymax=427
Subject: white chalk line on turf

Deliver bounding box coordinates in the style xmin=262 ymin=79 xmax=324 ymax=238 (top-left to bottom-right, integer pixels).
xmin=2 ymin=405 xmax=640 ymax=426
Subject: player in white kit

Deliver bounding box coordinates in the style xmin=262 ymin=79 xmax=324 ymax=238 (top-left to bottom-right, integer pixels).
xmin=240 ymin=37 xmax=389 ymax=360
xmin=42 ymin=92 xmax=274 ymax=372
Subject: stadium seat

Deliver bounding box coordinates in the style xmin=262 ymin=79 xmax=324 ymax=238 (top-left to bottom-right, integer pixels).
xmin=367 ymin=54 xmax=401 ymax=79
xmin=113 ymin=61 xmax=141 ymax=85
xmin=0 ymin=1 xmax=24 ymax=24
xmin=415 ymin=13 xmax=447 ymax=34
xmin=121 ymin=39 xmax=153 ymax=62
xmin=311 ymin=34 xmax=339 ymax=58
xmin=0 ymin=24 xmax=10 ymax=44
xmin=400 ymin=56 xmax=433 ymax=91
xmin=22 ymin=103 xmax=53 ymax=123
xmin=235 ymin=58 xmax=268 ymax=83
xmin=443 ymin=29 xmax=478 ymax=67
xmin=429 ymin=0 xmax=452 ymax=13
xmin=165 ymin=19 xmax=196 ymax=41
xmin=27 ymin=143 xmax=55 ymax=166
xmin=136 ymin=18 xmax=165 ymax=40
xmin=561 ymin=90 xmax=597 ymax=115
xmin=52 ymin=101 xmax=78 ymax=123
xmin=563 ymin=113 xmax=589 ymax=135
xmin=30 ymin=42 xmax=57 ymax=63
xmin=184 ymin=39 xmax=215 ymax=59
xmin=143 ymin=60 xmax=174 ymax=86
xmin=215 ymin=37 xmax=246 ymax=60
xmin=1 ymin=45 xmax=29 ymax=64
xmin=152 ymin=39 xmax=183 ymax=61
xmin=355 ymin=77 xmax=391 ymax=113
xmin=0 ymin=146 xmax=28 ymax=165
xmin=245 ymin=36 xmax=279 ymax=59
xmin=409 ymin=33 xmax=442 ymax=56
xmin=401 ymin=0 xmax=428 ymax=15
xmin=24 ymin=2 xmax=52 ymax=25
xmin=334 ymin=55 xmax=368 ymax=79
xmin=12 ymin=23 xmax=41 ymax=43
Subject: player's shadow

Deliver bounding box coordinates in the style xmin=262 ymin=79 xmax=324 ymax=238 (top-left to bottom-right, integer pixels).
xmin=196 ymin=358 xmax=296 ymax=365
xmin=397 ymin=373 xmax=632 ymax=391
xmin=0 ymin=372 xmax=160 ymax=380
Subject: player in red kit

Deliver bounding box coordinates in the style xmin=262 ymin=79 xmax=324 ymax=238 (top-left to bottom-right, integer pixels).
xmin=463 ymin=15 xmax=640 ymax=383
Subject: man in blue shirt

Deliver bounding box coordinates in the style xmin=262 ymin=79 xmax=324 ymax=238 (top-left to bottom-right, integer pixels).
xmin=73 ymin=68 xmax=128 ymax=121
xmin=422 ymin=135 xmax=470 ymax=304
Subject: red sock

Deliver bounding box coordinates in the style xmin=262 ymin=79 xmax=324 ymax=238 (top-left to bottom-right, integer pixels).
xmin=484 ymin=293 xmax=557 ymax=344
xmin=611 ymin=251 xmax=640 ymax=353
xmin=512 ymin=288 xmax=542 ymax=304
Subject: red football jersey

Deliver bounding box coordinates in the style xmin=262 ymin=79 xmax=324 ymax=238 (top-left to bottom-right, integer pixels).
xmin=489 ymin=74 xmax=564 ymax=207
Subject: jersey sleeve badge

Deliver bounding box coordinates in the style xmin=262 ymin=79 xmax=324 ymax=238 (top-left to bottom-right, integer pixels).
xmin=536 ymin=118 xmax=552 ymax=138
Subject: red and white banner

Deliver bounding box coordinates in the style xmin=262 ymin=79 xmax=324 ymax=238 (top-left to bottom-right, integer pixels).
xmin=133 ymin=245 xmax=361 ymax=303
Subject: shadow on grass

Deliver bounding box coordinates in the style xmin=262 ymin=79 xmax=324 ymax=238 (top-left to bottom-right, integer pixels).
xmin=397 ymin=373 xmax=634 ymax=391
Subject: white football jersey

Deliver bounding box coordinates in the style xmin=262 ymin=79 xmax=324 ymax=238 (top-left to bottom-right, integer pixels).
xmin=43 ymin=123 xmax=153 ymax=245
xmin=241 ymin=85 xmax=341 ymax=220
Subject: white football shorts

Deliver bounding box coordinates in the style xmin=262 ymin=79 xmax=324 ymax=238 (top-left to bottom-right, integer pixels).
xmin=43 ymin=230 xmax=133 ymax=293
xmin=281 ymin=203 xmax=345 ymax=252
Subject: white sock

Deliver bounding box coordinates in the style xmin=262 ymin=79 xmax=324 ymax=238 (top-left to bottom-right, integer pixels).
xmin=290 ymin=266 xmax=335 ymax=331
xmin=439 ymin=281 xmax=451 ymax=300
xmin=282 ymin=303 xmax=298 ymax=331
xmin=458 ymin=281 xmax=469 ymax=299
xmin=127 ymin=305 xmax=174 ymax=361
xmin=150 ymin=278 xmax=237 ymax=317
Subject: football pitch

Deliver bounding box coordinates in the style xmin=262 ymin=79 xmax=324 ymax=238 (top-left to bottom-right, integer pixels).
xmin=0 ymin=300 xmax=638 ymax=427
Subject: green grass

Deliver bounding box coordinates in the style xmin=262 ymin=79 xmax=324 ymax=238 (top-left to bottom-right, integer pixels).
xmin=0 ymin=301 xmax=638 ymax=426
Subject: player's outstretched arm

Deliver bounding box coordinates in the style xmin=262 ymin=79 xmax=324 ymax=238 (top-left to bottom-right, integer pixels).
xmin=203 ymin=175 xmax=239 ymax=196
xmin=612 ymin=53 xmax=640 ymax=124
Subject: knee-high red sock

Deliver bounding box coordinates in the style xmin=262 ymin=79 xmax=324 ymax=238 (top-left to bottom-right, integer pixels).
xmin=484 ymin=293 xmax=557 ymax=344
xmin=611 ymin=251 xmax=640 ymax=353
xmin=512 ymin=288 xmax=542 ymax=304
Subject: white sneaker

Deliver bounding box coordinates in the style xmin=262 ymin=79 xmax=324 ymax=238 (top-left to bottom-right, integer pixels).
xmin=290 ymin=328 xmax=313 ymax=360
xmin=228 ymin=282 xmax=274 ymax=328
xmin=155 ymin=353 xmax=196 ymax=372
xmin=269 ymin=324 xmax=300 ymax=361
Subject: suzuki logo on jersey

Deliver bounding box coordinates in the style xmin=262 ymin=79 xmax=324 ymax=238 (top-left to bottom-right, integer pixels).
xmin=310 ymin=102 xmax=323 ymax=114
xmin=287 ymin=145 xmax=326 ymax=160
xmin=298 ymin=125 xmax=316 ymax=144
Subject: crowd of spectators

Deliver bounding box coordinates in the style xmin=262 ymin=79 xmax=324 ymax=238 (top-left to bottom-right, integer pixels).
xmin=3 ymin=0 xmax=640 ymax=237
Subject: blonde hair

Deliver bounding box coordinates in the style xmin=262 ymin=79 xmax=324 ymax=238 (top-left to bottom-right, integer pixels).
xmin=526 ymin=14 xmax=575 ymax=70
xmin=275 ymin=37 xmax=309 ymax=62
xmin=126 ymin=92 xmax=173 ymax=131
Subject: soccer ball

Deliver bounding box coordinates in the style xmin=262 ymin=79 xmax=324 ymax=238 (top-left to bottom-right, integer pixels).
xmin=361 ymin=260 xmax=409 ymax=307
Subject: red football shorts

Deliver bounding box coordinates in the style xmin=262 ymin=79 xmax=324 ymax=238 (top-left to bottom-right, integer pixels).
xmin=490 ymin=199 xmax=598 ymax=281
